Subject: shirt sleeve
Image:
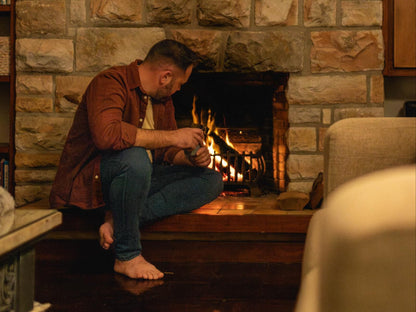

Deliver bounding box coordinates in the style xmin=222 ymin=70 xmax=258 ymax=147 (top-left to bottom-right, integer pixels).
xmin=85 ymin=70 xmax=137 ymax=151
xmin=152 ymin=98 xmax=182 ymax=164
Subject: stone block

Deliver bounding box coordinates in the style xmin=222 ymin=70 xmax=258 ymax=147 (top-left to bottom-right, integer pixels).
xmin=70 ymin=0 xmax=87 ymax=25
xmin=277 ymin=191 xmax=310 ymax=211
xmin=197 ymin=0 xmax=251 ymax=27
xmin=322 ymin=108 xmax=332 ymax=124
xmin=16 ymin=75 xmax=53 ymax=95
xmin=304 ymin=0 xmax=336 ymax=27
xmin=288 ymin=107 xmax=321 ymax=123
xmin=170 ymin=30 xmax=224 ymax=70
xmin=287 ymin=75 xmax=367 ymax=105
xmin=334 ymin=107 xmax=384 ymax=121
xmin=311 ymin=30 xmax=384 ymax=73
xmin=15 ymin=115 xmax=73 ymax=152
xmin=370 ymin=74 xmax=384 ymax=104
xmin=342 ymin=1 xmax=382 ymax=26
xmin=224 ymin=30 xmax=304 ymax=72
xmin=286 ymin=154 xmax=323 ymax=179
xmin=287 ymin=181 xmax=314 ymax=193
xmin=90 ymin=0 xmax=142 ymax=23
xmin=76 ymin=27 xmax=165 ymax=72
xmin=16 ymin=97 xmax=53 ymax=113
xmin=56 ymin=76 xmax=94 ymax=113
xmin=16 ymin=39 xmax=74 ymax=73
xmin=15 ymin=153 xmax=61 ymax=168
xmin=287 ymin=127 xmax=316 ymax=152
xmin=147 ymin=0 xmax=193 ymax=25
xmin=14 ymin=185 xmax=52 ymax=207
xmin=16 ymin=0 xmax=66 ymax=36
xmin=318 ymin=127 xmax=328 ymax=151
xmin=255 ymin=0 xmax=298 ymax=26
xmin=15 ymin=169 xmax=57 ymax=184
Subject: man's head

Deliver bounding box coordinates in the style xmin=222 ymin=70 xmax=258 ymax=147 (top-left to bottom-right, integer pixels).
xmin=140 ymin=39 xmax=198 ymax=101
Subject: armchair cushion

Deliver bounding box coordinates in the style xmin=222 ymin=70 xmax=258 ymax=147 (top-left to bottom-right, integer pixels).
xmin=324 ymin=117 xmax=416 ymax=196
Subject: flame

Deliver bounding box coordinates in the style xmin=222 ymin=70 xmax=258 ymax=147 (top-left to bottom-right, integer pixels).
xmin=191 ymin=96 xmax=199 ymax=124
xmin=224 ymin=130 xmax=234 ymax=148
xmin=192 ymin=95 xmax=245 ymax=182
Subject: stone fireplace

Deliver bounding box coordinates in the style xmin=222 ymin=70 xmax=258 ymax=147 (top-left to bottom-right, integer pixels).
xmin=13 ymin=0 xmax=384 ymax=206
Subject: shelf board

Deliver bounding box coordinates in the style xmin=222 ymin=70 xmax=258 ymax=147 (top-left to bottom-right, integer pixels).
xmin=0 ymin=143 xmax=9 ymax=154
xmin=0 ymin=76 xmax=10 ymax=83
xmin=0 ymin=5 xmax=11 ymax=12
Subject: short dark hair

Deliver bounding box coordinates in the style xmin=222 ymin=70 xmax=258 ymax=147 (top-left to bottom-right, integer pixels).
xmin=144 ymin=39 xmax=198 ymax=71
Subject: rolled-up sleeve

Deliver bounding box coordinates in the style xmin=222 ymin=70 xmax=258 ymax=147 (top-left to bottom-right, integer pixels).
xmin=86 ymin=71 xmax=137 ymax=151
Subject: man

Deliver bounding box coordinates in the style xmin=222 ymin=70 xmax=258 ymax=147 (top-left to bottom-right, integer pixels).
xmin=50 ymin=40 xmax=224 ymax=280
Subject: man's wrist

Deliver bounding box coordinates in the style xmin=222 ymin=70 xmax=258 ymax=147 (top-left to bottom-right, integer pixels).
xmin=135 ymin=128 xmax=175 ymax=149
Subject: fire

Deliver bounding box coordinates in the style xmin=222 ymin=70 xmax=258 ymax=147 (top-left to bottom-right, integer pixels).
xmin=192 ymin=96 xmax=246 ymax=182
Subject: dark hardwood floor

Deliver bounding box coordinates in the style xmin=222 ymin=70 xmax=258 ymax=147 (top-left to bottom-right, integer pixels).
xmin=35 ymin=240 xmax=302 ymax=312
xmin=31 ymin=195 xmax=310 ymax=312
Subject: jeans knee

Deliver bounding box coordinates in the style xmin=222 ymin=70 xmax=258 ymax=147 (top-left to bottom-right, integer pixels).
xmin=120 ymin=147 xmax=152 ymax=180
xmin=205 ymin=169 xmax=224 ymax=199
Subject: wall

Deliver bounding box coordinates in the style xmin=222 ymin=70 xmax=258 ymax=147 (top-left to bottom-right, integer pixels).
xmin=13 ymin=0 xmax=384 ymax=206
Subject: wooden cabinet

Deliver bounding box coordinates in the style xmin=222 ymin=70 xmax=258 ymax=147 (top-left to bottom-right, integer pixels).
xmin=0 ymin=0 xmax=15 ymax=194
xmin=383 ymin=0 xmax=416 ymax=76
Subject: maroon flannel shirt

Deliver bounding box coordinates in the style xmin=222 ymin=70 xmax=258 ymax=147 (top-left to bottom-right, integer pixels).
xmin=49 ymin=60 xmax=181 ymax=210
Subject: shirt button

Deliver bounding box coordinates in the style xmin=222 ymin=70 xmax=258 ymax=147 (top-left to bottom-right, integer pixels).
xmin=139 ymin=118 xmax=143 ymax=122
xmin=94 ymin=175 xmax=99 ymax=180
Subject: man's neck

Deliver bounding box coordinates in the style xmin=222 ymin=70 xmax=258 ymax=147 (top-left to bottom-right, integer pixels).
xmin=137 ymin=63 xmax=153 ymax=95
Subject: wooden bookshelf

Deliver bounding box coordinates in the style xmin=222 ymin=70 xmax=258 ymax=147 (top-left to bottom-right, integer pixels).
xmin=0 ymin=0 xmax=15 ymax=193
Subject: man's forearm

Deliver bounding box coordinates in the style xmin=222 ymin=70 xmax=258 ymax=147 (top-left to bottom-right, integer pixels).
xmin=134 ymin=128 xmax=175 ymax=149
xmin=135 ymin=127 xmax=205 ymax=151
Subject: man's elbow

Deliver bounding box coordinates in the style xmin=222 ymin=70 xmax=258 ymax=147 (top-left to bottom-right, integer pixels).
xmin=92 ymin=132 xmax=124 ymax=151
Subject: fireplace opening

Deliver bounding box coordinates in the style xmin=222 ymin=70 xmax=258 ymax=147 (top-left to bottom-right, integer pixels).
xmin=173 ymin=72 xmax=289 ymax=195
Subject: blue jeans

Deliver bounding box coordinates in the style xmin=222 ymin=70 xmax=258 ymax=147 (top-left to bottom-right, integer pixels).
xmin=100 ymin=147 xmax=223 ymax=261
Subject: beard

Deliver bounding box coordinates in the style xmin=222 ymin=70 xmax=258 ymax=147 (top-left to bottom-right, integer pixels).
xmin=152 ymin=80 xmax=174 ymax=102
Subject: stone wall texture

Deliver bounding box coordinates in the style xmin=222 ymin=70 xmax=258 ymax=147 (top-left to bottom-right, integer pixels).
xmin=14 ymin=0 xmax=384 ymax=206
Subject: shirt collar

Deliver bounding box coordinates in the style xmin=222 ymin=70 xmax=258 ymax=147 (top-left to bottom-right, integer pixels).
xmin=126 ymin=59 xmax=147 ymax=95
xmin=126 ymin=59 xmax=172 ymax=105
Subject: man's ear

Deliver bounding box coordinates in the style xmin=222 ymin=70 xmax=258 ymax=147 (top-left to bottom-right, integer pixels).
xmin=159 ymin=70 xmax=173 ymax=87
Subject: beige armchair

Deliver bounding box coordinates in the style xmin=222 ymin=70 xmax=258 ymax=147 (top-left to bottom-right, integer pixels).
xmin=324 ymin=117 xmax=416 ymax=196
xmin=295 ymin=117 xmax=416 ymax=312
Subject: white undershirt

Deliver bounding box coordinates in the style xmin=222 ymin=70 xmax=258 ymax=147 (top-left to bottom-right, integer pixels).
xmin=142 ymin=97 xmax=154 ymax=162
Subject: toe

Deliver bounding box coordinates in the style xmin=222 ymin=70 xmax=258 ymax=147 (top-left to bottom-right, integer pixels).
xmin=142 ymin=272 xmax=149 ymax=280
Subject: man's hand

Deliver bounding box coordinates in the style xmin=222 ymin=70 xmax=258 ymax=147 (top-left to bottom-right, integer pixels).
xmin=172 ymin=128 xmax=204 ymax=150
xmin=188 ymin=145 xmax=211 ymax=167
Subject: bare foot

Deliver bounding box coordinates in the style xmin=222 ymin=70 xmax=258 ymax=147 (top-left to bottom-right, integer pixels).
xmin=99 ymin=210 xmax=114 ymax=250
xmin=114 ymin=254 xmax=164 ymax=280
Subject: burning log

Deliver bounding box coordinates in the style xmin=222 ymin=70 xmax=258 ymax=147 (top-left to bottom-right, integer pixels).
xmin=208 ymin=131 xmax=257 ymax=181
xmin=209 ymin=131 xmax=238 ymax=155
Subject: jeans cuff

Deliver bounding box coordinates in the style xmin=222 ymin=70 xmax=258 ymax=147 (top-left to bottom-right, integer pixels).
xmin=115 ymin=250 xmax=141 ymax=261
